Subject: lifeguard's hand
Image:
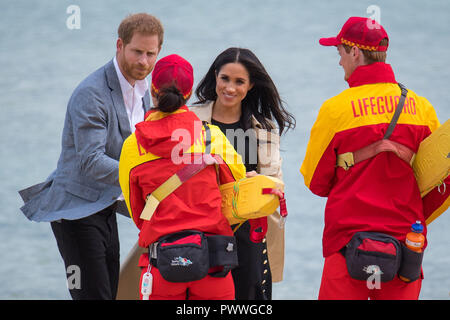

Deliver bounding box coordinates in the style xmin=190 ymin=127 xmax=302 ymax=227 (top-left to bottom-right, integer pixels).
xmin=246 ymin=170 xmax=258 ymax=178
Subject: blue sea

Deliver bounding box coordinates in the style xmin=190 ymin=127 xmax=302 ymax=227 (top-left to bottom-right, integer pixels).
xmin=1 ymin=0 xmax=449 ymax=299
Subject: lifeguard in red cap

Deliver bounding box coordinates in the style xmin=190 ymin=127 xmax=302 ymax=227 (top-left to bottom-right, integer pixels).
xmin=118 ymin=54 xmax=246 ymax=300
xmin=301 ymin=17 xmax=449 ymax=300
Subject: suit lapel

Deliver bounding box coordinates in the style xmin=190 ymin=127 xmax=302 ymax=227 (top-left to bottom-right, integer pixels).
xmin=105 ymin=59 xmax=132 ymax=140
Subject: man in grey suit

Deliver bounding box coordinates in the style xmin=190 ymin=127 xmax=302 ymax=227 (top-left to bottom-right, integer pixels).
xmin=18 ymin=13 xmax=164 ymax=300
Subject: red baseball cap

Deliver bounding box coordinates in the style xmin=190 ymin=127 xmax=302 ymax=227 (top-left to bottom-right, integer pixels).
xmin=151 ymin=54 xmax=194 ymax=99
xmin=319 ymin=17 xmax=389 ymax=52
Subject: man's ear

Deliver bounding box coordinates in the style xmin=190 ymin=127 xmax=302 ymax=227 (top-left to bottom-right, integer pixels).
xmin=116 ymin=38 xmax=123 ymax=52
xmin=351 ymin=46 xmax=359 ymax=57
xmin=352 ymin=46 xmax=365 ymax=65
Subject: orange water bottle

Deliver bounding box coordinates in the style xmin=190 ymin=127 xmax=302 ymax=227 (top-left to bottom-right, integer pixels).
xmin=405 ymin=221 xmax=425 ymax=253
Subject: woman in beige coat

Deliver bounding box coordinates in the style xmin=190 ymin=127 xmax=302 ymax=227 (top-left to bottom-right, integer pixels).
xmin=190 ymin=47 xmax=295 ymax=300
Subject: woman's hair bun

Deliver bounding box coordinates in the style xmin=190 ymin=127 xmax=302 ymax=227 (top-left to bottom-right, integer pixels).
xmin=157 ymin=85 xmax=185 ymax=113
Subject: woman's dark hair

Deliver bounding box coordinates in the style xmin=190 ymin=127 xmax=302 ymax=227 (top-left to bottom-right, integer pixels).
xmin=194 ymin=47 xmax=296 ymax=134
xmin=155 ymin=85 xmax=186 ymax=113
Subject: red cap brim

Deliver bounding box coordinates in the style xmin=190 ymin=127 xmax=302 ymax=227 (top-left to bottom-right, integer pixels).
xmin=319 ymin=37 xmax=341 ymax=47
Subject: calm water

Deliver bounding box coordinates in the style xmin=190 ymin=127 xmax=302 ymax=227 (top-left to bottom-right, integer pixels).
xmin=1 ymin=0 xmax=449 ymax=299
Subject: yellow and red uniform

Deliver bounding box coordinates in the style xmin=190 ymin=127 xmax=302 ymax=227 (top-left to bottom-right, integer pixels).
xmin=119 ymin=106 xmax=246 ymax=299
xmin=301 ymin=62 xmax=449 ymax=299
xmin=301 ymin=62 xmax=448 ymax=258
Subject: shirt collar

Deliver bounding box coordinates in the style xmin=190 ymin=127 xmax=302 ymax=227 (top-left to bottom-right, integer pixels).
xmin=347 ymin=62 xmax=397 ymax=88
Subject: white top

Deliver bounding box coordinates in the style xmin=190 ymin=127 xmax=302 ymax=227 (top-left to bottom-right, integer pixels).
xmin=113 ymin=56 xmax=148 ymax=201
xmin=113 ymin=56 xmax=148 ymax=133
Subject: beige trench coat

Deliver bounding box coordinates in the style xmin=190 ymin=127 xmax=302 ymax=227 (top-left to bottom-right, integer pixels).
xmin=189 ymin=101 xmax=285 ymax=282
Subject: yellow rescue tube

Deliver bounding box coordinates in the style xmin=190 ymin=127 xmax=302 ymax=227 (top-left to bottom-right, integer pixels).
xmin=413 ymin=119 xmax=450 ymax=198
xmin=220 ymin=175 xmax=284 ymax=225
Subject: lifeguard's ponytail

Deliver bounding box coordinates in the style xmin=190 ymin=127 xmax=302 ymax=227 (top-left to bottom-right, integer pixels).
xmin=155 ymin=85 xmax=186 ymax=113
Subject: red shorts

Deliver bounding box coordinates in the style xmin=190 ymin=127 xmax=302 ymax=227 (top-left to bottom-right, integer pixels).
xmin=318 ymin=252 xmax=422 ymax=300
xmin=139 ymin=266 xmax=235 ymax=300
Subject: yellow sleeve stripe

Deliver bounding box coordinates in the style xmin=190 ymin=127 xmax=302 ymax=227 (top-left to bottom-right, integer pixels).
xmin=119 ymin=134 xmax=160 ymax=221
xmin=300 ymin=102 xmax=336 ymax=188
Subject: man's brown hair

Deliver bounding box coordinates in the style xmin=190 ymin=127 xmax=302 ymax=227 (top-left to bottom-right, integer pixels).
xmin=343 ymin=38 xmax=388 ymax=64
xmin=118 ymin=13 xmax=164 ymax=47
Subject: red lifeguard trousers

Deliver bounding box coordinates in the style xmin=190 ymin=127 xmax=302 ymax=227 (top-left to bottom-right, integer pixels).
xmin=139 ymin=265 xmax=235 ymax=300
xmin=318 ymin=253 xmax=422 ymax=300
xmin=138 ymin=253 xmax=234 ymax=300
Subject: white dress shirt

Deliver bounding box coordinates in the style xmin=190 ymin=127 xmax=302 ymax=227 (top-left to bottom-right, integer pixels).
xmin=113 ymin=57 xmax=148 ymax=201
xmin=113 ymin=56 xmax=148 ymax=133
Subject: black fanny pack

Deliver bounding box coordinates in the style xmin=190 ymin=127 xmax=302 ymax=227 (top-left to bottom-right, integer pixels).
xmin=150 ymin=230 xmax=238 ymax=283
xmin=342 ymin=232 xmax=424 ymax=283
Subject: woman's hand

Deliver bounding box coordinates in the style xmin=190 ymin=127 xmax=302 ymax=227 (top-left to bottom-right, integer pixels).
xmin=246 ymin=170 xmax=258 ymax=178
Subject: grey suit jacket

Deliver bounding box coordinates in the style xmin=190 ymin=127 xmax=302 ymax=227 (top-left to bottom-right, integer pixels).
xmin=19 ymin=59 xmax=151 ymax=222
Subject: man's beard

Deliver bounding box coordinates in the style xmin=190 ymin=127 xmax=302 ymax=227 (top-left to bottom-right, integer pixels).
xmin=122 ymin=58 xmax=151 ymax=81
